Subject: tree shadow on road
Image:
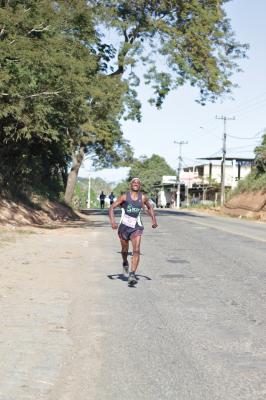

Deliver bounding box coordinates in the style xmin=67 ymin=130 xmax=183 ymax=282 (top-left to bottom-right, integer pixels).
xmin=81 ymin=209 xmax=111 ymax=216
xmin=34 ymin=219 xmax=110 ymax=230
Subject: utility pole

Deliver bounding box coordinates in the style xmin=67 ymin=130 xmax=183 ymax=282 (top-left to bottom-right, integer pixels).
xmin=174 ymin=140 xmax=188 ymax=208
xmin=87 ymin=170 xmax=91 ymax=209
xmin=216 ymin=116 xmax=235 ymax=205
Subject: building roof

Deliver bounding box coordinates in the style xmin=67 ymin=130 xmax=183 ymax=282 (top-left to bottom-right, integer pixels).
xmin=197 ymin=156 xmax=254 ymax=162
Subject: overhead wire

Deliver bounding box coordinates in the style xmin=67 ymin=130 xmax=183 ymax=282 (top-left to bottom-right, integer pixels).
xmin=232 ymin=99 xmax=266 ymax=118
xmin=227 ymin=144 xmax=259 ymax=151
xmin=225 ymin=91 xmax=266 ymax=115
xmin=227 ymin=128 xmax=265 ymax=140
xmin=175 ymin=92 xmax=266 ymax=167
xmin=192 ymin=91 xmax=266 ymax=138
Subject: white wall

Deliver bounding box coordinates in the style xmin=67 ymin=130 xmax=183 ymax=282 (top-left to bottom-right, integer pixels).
xmin=182 ymin=163 xmax=252 ymax=188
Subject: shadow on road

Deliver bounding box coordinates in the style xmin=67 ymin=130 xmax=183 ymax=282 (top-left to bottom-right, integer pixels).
xmin=81 ymin=209 xmax=110 ymax=216
xmin=107 ymin=273 xmax=152 ymax=282
xmin=116 ymin=251 xmax=144 ymax=256
xmin=36 ymin=219 xmax=110 ymax=230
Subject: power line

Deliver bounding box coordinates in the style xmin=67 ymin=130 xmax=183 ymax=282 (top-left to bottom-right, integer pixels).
xmin=227 ymin=144 xmax=259 ymax=151
xmin=188 ymin=92 xmax=266 ymax=140
xmin=230 ymin=96 xmax=266 ymax=115
xmin=219 ymin=91 xmax=266 ymax=117
xmin=228 ymin=90 xmax=266 ymax=110
xmin=227 ymin=128 xmax=265 ymax=140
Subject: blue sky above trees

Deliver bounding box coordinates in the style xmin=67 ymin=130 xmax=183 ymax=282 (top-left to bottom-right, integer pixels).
xmin=80 ymin=0 xmax=266 ymax=183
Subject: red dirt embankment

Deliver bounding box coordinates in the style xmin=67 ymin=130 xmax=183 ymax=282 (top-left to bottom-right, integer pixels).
xmin=0 ymin=197 xmax=79 ymax=226
xmin=223 ymin=190 xmax=266 ymax=221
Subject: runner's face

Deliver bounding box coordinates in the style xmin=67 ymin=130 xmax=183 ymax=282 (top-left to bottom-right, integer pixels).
xmin=131 ymin=180 xmax=141 ymax=192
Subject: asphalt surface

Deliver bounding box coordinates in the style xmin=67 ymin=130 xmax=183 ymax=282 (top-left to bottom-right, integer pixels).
xmin=1 ymin=210 xmax=266 ymax=400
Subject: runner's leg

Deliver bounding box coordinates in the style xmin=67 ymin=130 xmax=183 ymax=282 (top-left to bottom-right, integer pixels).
xmin=131 ymin=235 xmax=141 ymax=273
xmin=120 ymin=238 xmax=129 ymax=264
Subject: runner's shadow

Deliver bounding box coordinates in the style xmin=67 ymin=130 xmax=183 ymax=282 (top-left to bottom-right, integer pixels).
xmin=107 ymin=273 xmax=128 ymax=282
xmin=136 ymin=274 xmax=152 ymax=281
xmin=107 ymin=274 xmax=152 ymax=282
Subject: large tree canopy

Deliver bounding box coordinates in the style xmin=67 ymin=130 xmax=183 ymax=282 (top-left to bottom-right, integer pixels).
xmin=94 ymin=0 xmax=248 ymax=107
xmin=0 ymin=1 xmax=248 ymax=202
xmin=0 ymin=0 xmax=132 ymax=197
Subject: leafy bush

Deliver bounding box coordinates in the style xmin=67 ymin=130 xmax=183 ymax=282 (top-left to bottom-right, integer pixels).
xmin=233 ymin=172 xmax=266 ymax=194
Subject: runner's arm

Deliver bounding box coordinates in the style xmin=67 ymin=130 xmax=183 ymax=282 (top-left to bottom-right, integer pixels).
xmin=108 ymin=194 xmax=126 ymax=230
xmin=143 ymin=195 xmax=158 ymax=228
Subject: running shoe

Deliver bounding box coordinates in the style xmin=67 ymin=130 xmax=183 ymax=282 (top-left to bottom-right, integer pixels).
xmin=123 ymin=261 xmax=129 ymax=275
xmin=128 ymin=272 xmax=137 ymax=286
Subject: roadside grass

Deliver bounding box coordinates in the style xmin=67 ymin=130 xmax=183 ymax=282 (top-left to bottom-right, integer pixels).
xmin=0 ymin=227 xmax=36 ymax=234
xmin=184 ymin=202 xmax=218 ymax=209
xmin=14 ymin=229 xmax=36 ymax=235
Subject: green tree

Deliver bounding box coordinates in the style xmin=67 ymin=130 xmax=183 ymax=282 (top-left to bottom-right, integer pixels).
xmin=114 ymin=154 xmax=176 ymax=197
xmin=113 ymin=179 xmax=129 ymax=197
xmin=75 ymin=177 xmax=115 ymax=208
xmin=255 ymin=132 xmax=266 ymax=174
xmin=74 ymin=180 xmax=99 ymax=209
xmin=0 ymin=1 xmax=248 ymax=204
xmin=232 ymin=133 xmax=266 ymax=194
xmin=94 ymin=0 xmax=248 ymax=106
xmin=0 ymin=0 xmax=133 ymax=199
xmin=64 ymin=0 xmax=249 ymax=202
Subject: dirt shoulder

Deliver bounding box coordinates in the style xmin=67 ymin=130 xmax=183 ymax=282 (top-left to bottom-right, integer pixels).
xmin=164 ymin=190 xmax=266 ymax=222
xmin=222 ymin=189 xmax=266 ymax=221
xmin=0 ymin=213 xmax=104 ymax=400
xmin=0 ymin=196 xmax=80 ymax=227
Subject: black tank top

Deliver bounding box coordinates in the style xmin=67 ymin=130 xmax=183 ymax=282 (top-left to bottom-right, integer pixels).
xmin=120 ymin=191 xmax=143 ymax=229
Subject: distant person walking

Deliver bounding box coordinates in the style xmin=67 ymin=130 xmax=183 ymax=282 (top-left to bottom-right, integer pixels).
xmin=109 ymin=192 xmax=115 ymax=206
xmin=99 ymin=191 xmax=106 ymax=209
xmin=109 ymin=178 xmax=158 ymax=286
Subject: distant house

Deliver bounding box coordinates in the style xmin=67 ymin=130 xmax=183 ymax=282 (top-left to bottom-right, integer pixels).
xmin=182 ymin=157 xmax=254 ymax=189
xmin=153 ymin=157 xmax=255 ymax=207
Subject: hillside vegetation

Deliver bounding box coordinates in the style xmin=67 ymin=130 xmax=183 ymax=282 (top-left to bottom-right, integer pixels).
xmin=75 ymin=177 xmax=114 ymax=208
xmin=233 ymin=132 xmax=266 ymax=194
xmin=234 ymin=172 xmax=266 ymax=194
xmin=223 ymin=133 xmax=266 ymax=220
xmin=114 ymin=155 xmax=176 ymax=197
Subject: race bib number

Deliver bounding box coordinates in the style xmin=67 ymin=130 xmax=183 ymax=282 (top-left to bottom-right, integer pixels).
xmin=122 ymin=214 xmax=137 ymax=228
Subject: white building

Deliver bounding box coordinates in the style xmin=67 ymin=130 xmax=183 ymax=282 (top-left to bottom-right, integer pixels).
xmin=182 ymin=157 xmax=254 ymax=189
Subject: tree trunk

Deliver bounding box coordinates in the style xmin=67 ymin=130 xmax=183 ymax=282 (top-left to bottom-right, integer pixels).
xmin=64 ymin=146 xmax=85 ymax=204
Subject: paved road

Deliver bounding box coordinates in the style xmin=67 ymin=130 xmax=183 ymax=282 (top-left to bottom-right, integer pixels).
xmin=0 ymin=210 xmax=266 ymax=400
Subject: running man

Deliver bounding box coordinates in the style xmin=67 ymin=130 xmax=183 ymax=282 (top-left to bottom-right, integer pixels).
xmin=108 ymin=192 xmax=115 ymax=206
xmin=99 ymin=191 xmax=106 ymax=209
xmin=109 ymin=178 xmax=158 ymax=285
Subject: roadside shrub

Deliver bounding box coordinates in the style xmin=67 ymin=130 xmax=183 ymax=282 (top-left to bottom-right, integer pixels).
xmin=234 ymin=172 xmax=266 ymax=194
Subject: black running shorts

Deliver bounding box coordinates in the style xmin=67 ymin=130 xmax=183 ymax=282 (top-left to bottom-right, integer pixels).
xmin=118 ymin=224 xmax=143 ymax=241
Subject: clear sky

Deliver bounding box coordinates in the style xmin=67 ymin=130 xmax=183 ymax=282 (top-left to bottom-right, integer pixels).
xmin=80 ymin=0 xmax=266 ymax=183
